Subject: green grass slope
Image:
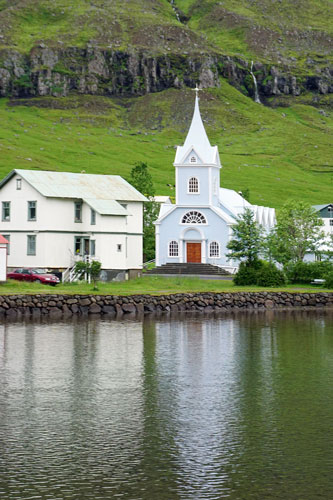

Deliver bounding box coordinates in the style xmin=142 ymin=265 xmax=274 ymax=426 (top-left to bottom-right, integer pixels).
xmin=1 ymin=0 xmax=332 ymax=67
xmin=1 ymin=81 xmax=332 ymax=208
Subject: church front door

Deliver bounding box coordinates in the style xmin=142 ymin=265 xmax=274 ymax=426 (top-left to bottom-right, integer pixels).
xmin=186 ymin=243 xmax=201 ymax=263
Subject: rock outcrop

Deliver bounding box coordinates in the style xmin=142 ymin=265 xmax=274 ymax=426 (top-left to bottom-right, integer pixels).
xmin=1 ymin=47 xmax=333 ymax=101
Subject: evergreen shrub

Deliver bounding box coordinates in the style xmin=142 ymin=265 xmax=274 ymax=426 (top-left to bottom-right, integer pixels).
xmin=324 ymin=272 xmax=333 ymax=289
xmin=256 ymin=262 xmax=286 ymax=287
xmin=287 ymin=261 xmax=333 ymax=284
xmin=234 ymin=260 xmax=264 ymax=286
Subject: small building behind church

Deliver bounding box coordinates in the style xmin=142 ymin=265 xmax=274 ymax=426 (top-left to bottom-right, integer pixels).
xmin=0 ymin=169 xmax=147 ymax=280
xmin=155 ymin=92 xmax=276 ymax=270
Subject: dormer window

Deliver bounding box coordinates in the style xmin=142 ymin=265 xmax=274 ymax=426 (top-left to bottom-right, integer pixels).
xmin=188 ymin=177 xmax=199 ymax=194
xmin=190 ymin=156 xmax=197 ymax=163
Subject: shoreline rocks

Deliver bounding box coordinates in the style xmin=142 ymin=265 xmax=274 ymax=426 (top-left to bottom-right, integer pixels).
xmin=0 ymin=292 xmax=332 ymax=319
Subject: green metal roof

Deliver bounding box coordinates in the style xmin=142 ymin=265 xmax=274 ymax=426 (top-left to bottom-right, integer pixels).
xmin=0 ymin=170 xmax=147 ymax=215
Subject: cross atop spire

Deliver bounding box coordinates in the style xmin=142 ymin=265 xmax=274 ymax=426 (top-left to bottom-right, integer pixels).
xmin=193 ymin=84 xmax=202 ymax=98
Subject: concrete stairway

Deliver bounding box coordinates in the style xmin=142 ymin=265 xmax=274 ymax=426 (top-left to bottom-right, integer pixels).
xmin=145 ymin=263 xmax=231 ymax=276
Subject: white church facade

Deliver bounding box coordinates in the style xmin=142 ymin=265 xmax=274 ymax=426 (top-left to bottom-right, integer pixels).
xmin=155 ymin=90 xmax=276 ymax=269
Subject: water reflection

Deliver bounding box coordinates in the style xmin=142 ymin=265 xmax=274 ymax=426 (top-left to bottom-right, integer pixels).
xmin=0 ymin=311 xmax=333 ymax=499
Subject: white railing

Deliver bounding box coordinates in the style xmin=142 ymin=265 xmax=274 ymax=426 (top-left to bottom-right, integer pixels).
xmin=62 ymin=253 xmax=95 ymax=283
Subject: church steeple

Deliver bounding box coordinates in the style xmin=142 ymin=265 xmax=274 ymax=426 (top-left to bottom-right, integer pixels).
xmin=174 ymin=87 xmax=220 ymax=166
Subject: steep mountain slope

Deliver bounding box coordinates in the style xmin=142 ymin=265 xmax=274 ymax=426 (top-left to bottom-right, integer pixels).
xmin=1 ymin=83 xmax=332 ymax=208
xmin=0 ymin=0 xmax=332 ymax=208
xmin=0 ymin=0 xmax=332 ymax=99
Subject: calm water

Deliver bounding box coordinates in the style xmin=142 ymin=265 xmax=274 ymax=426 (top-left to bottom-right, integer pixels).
xmin=1 ymin=311 xmax=333 ymax=500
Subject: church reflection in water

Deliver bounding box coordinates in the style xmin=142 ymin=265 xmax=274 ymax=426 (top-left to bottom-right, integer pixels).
xmin=1 ymin=310 xmax=333 ymax=499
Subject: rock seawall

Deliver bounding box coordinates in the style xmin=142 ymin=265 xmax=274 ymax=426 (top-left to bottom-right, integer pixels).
xmin=0 ymin=292 xmax=333 ymax=319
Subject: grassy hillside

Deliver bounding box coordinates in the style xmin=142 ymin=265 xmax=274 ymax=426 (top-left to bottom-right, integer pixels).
xmin=1 ymin=81 xmax=332 ymax=208
xmin=1 ymin=0 xmax=332 ymax=67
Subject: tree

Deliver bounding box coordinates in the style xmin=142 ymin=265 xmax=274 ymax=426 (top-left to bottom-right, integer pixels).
xmin=267 ymin=200 xmax=325 ymax=266
xmin=74 ymin=259 xmax=102 ymax=290
xmin=226 ymin=208 xmax=264 ymax=265
xmin=129 ymin=162 xmax=159 ymax=261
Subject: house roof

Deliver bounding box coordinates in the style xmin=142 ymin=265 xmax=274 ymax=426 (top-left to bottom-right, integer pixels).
xmin=174 ymin=94 xmax=219 ymax=165
xmin=313 ymin=204 xmax=333 ymax=211
xmin=0 ymin=235 xmax=9 ymax=244
xmin=0 ymin=169 xmax=147 ymax=215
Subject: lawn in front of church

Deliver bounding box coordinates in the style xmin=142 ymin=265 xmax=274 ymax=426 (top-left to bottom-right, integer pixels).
xmin=0 ymin=276 xmax=330 ymax=295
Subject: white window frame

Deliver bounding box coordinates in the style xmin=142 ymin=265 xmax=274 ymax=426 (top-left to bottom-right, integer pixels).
xmin=16 ymin=178 xmax=22 ymax=190
xmin=27 ymin=201 xmax=37 ymax=221
xmin=168 ymin=240 xmax=179 ymax=257
xmin=74 ymin=201 xmax=82 ymax=223
xmin=27 ymin=235 xmax=36 ymax=256
xmin=188 ymin=177 xmax=200 ymax=194
xmin=209 ymin=241 xmax=220 ymax=258
xmin=181 ymin=211 xmax=207 ymax=225
xmin=2 ymin=201 xmax=10 ymax=222
xmin=91 ymin=209 xmax=96 ymax=225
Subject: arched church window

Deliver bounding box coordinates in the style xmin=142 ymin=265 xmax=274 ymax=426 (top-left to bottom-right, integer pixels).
xmin=190 ymin=156 xmax=197 ymax=163
xmin=181 ymin=211 xmax=207 ymax=224
xmin=168 ymin=240 xmax=179 ymax=257
xmin=209 ymin=241 xmax=220 ymax=258
xmin=188 ymin=177 xmax=199 ymax=193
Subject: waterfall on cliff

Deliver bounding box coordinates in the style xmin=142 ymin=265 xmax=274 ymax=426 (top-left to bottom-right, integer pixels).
xmin=170 ymin=0 xmax=180 ymax=22
xmin=250 ymin=61 xmax=261 ymax=104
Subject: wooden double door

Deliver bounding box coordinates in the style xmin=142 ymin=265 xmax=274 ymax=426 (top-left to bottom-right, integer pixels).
xmin=186 ymin=242 xmax=201 ymax=263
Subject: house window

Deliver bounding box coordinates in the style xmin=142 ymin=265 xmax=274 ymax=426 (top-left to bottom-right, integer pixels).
xmin=181 ymin=211 xmax=207 ymax=224
xmin=28 ymin=201 xmax=37 ymax=221
xmin=2 ymin=235 xmax=10 ymax=255
xmin=190 ymin=156 xmax=197 ymax=163
xmin=16 ymin=178 xmax=22 ymax=190
xmin=330 ymin=220 xmax=333 ymax=226
xmin=188 ymin=177 xmax=199 ymax=193
xmin=2 ymin=202 xmax=10 ymax=221
xmin=74 ymin=237 xmax=81 ymax=254
xmin=74 ymin=201 xmax=82 ymax=222
xmin=91 ymin=209 xmax=96 ymax=225
xmin=117 ymin=244 xmax=122 ymax=252
xmin=209 ymin=241 xmax=220 ymax=258
xmin=90 ymin=240 xmax=96 ymax=256
xmin=27 ymin=235 xmax=36 ymax=256
xmin=169 ymin=240 xmax=179 ymax=257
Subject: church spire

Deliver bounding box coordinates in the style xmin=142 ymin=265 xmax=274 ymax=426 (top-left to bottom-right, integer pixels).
xmin=182 ymin=86 xmax=212 ymax=154
xmin=174 ymin=86 xmax=219 ymax=166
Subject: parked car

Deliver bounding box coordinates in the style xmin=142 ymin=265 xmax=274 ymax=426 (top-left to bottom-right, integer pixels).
xmin=7 ymin=268 xmax=60 ymax=286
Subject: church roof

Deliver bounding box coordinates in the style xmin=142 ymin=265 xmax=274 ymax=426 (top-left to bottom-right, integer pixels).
xmin=174 ymin=93 xmax=219 ymax=165
xmin=218 ymin=188 xmax=276 ymax=228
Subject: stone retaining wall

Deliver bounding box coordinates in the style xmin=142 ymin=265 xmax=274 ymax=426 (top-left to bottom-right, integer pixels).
xmin=0 ymin=292 xmax=333 ymax=319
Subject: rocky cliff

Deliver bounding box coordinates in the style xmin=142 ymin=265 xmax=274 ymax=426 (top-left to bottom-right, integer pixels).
xmin=1 ymin=46 xmax=333 ymax=102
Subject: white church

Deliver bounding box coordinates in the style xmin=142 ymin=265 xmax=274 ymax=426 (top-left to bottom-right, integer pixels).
xmin=154 ymin=89 xmax=276 ymax=269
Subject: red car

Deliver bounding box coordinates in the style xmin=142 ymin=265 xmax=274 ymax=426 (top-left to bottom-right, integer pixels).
xmin=7 ymin=268 xmax=60 ymax=286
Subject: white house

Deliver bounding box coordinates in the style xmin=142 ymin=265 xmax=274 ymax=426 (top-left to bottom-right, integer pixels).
xmin=154 ymin=90 xmax=276 ymax=269
xmin=0 ymin=170 xmax=147 ymax=280
xmin=310 ymin=204 xmax=333 ymax=260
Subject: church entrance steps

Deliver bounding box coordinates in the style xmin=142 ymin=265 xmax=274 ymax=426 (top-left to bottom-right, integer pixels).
xmin=145 ymin=263 xmax=231 ymax=276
